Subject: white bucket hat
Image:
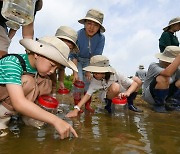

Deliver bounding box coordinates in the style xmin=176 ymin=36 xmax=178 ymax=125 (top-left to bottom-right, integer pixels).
xmin=139 ymin=65 xmax=144 ymax=69
xmin=19 ymin=36 xmax=78 ymax=72
xmin=163 ymin=17 xmax=180 ymax=31
xmin=155 ymin=46 xmax=180 ymax=63
xmin=55 ymin=26 xmax=79 ymax=53
xmin=78 ymin=8 xmax=105 ymax=33
xmin=83 ymin=55 xmax=115 ymax=73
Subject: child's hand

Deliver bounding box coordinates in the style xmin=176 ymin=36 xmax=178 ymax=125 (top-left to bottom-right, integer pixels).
xmin=53 ymin=118 xmax=78 ymax=139
xmin=66 ymin=109 xmax=79 ymax=118
xmin=118 ymin=91 xmax=130 ymax=98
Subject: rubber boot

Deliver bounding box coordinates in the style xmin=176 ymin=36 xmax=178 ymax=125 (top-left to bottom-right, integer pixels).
xmin=74 ymin=99 xmax=84 ymax=113
xmin=85 ymin=97 xmax=94 ymax=113
xmin=127 ymin=92 xmax=143 ymax=112
xmin=166 ymin=88 xmax=180 ymax=111
xmin=153 ymin=89 xmax=169 ymax=113
xmin=104 ymin=98 xmax=112 ymax=113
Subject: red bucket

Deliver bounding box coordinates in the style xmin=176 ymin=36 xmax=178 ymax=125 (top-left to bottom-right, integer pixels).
xmin=38 ymin=95 xmax=58 ymax=109
xmin=58 ymin=88 xmax=70 ymax=95
xmin=112 ymin=97 xmax=127 ymax=105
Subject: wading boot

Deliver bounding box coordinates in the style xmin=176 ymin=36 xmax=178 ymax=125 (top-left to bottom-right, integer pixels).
xmin=104 ymin=98 xmax=112 ymax=113
xmin=127 ymin=92 xmax=143 ymax=112
xmin=85 ymin=97 xmax=94 ymax=113
xmin=166 ymin=88 xmax=180 ymax=111
xmin=153 ymin=89 xmax=169 ymax=113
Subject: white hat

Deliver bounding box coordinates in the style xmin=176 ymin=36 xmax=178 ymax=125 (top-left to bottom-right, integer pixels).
xmin=78 ymin=8 xmax=105 ymax=33
xmin=163 ymin=17 xmax=180 ymax=31
xmin=20 ymin=36 xmax=78 ymax=72
xmin=83 ymin=55 xmax=115 ymax=73
xmin=155 ymin=46 xmax=180 ymax=63
xmin=55 ymin=26 xmax=79 ymax=53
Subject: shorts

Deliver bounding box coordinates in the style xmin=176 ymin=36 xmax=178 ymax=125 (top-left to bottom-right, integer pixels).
xmin=0 ymin=26 xmax=11 ymax=52
xmin=0 ymin=104 xmax=16 ymax=129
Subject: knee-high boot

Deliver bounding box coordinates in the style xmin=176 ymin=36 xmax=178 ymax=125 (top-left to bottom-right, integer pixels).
xmin=166 ymin=88 xmax=180 ymax=111
xmin=104 ymin=98 xmax=112 ymax=113
xmin=127 ymin=92 xmax=143 ymax=112
xmin=85 ymin=97 xmax=94 ymax=112
xmin=153 ymin=89 xmax=169 ymax=113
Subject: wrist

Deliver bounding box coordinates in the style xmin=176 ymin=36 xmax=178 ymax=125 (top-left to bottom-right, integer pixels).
xmin=74 ymin=105 xmax=80 ymax=111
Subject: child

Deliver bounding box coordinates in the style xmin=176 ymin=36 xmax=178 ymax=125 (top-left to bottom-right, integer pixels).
xmin=159 ymin=17 xmax=180 ymax=53
xmin=50 ymin=26 xmax=79 ymax=93
xmin=0 ymin=36 xmax=78 ymax=139
xmin=69 ymin=8 xmax=106 ymax=112
xmin=66 ymin=55 xmax=142 ymax=118
xmin=142 ymin=46 xmax=180 ymax=113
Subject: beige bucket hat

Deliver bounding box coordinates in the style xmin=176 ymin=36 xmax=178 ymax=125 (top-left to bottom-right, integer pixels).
xmin=19 ymin=36 xmax=78 ymax=72
xmin=83 ymin=55 xmax=115 ymax=73
xmin=55 ymin=26 xmax=79 ymax=53
xmin=78 ymin=8 xmax=105 ymax=33
xmin=163 ymin=17 xmax=180 ymax=31
xmin=155 ymin=46 xmax=180 ymax=63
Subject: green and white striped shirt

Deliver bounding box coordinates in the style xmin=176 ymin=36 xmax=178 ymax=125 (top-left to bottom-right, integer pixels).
xmin=0 ymin=54 xmax=37 ymax=85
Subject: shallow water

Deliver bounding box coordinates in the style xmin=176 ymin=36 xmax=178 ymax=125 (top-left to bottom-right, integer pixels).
xmin=1 ymin=98 xmax=180 ymax=154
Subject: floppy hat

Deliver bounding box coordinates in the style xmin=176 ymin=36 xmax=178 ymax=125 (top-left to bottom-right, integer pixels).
xmin=83 ymin=55 xmax=115 ymax=73
xmin=78 ymin=8 xmax=105 ymax=33
xmin=19 ymin=36 xmax=78 ymax=72
xmin=139 ymin=65 xmax=144 ymax=69
xmin=163 ymin=17 xmax=180 ymax=31
xmin=155 ymin=46 xmax=180 ymax=63
xmin=55 ymin=26 xmax=79 ymax=52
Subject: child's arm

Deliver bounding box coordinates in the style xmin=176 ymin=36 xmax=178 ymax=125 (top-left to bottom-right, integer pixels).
xmin=66 ymin=93 xmax=91 ymax=118
xmin=119 ymin=81 xmax=138 ymax=98
xmin=6 ymin=84 xmax=78 ymax=139
xmin=160 ymin=54 xmax=180 ymax=77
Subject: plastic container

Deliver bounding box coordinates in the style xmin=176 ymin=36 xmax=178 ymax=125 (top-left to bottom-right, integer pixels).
xmin=72 ymin=80 xmax=85 ymax=105
xmin=1 ymin=0 xmax=36 ymax=26
xmin=111 ymin=97 xmax=128 ymax=116
xmin=37 ymin=95 xmax=59 ymax=114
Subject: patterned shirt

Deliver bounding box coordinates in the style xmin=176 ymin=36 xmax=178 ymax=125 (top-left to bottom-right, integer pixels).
xmin=87 ymin=72 xmax=133 ymax=96
xmin=0 ymin=54 xmax=37 ymax=85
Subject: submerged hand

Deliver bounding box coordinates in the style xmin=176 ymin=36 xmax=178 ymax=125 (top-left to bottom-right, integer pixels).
xmin=54 ymin=118 xmax=78 ymax=139
xmin=66 ymin=110 xmax=79 ymax=118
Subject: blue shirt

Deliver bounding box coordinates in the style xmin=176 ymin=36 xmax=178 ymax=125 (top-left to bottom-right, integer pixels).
xmin=70 ymin=28 xmax=105 ymax=59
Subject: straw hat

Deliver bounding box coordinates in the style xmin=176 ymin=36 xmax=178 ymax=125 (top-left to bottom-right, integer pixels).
xmin=139 ymin=65 xmax=144 ymax=69
xmin=83 ymin=55 xmax=115 ymax=73
xmin=155 ymin=46 xmax=180 ymax=63
xmin=163 ymin=17 xmax=180 ymax=31
xmin=55 ymin=26 xmax=79 ymax=52
xmin=19 ymin=36 xmax=78 ymax=72
xmin=78 ymin=9 xmax=105 ymax=33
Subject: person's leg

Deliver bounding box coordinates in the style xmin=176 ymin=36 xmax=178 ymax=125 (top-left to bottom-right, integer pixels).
xmin=166 ymin=79 xmax=180 ymax=111
xmin=105 ymin=82 xmax=120 ymax=113
xmin=0 ymin=26 xmax=11 ymax=58
xmin=150 ymin=75 xmax=169 ymax=113
xmin=128 ymin=76 xmax=143 ymax=112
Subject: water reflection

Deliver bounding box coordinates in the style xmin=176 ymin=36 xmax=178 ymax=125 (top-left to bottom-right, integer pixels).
xmin=1 ymin=100 xmax=180 ymax=153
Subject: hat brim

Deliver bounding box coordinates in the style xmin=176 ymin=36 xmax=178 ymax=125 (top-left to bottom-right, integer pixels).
xmin=20 ymin=39 xmax=78 ymax=72
xmin=56 ymin=35 xmax=79 ymax=53
xmin=83 ymin=66 xmax=115 ymax=73
xmin=78 ymin=17 xmax=105 ymax=33
xmin=163 ymin=21 xmax=180 ymax=31
xmin=155 ymin=53 xmax=175 ymax=63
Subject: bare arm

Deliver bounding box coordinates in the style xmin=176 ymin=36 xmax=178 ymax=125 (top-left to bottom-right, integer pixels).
xmin=22 ymin=22 xmax=34 ymax=39
xmin=58 ymin=68 xmax=65 ymax=89
xmin=160 ymin=54 xmax=180 ymax=77
xmin=66 ymin=93 xmax=91 ymax=118
xmin=72 ymin=58 xmax=79 ymax=82
xmin=6 ymin=84 xmax=78 ymax=139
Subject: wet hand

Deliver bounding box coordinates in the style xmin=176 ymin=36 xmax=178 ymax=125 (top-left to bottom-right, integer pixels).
xmin=65 ymin=110 xmax=79 ymax=118
xmin=54 ymin=118 xmax=78 ymax=139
